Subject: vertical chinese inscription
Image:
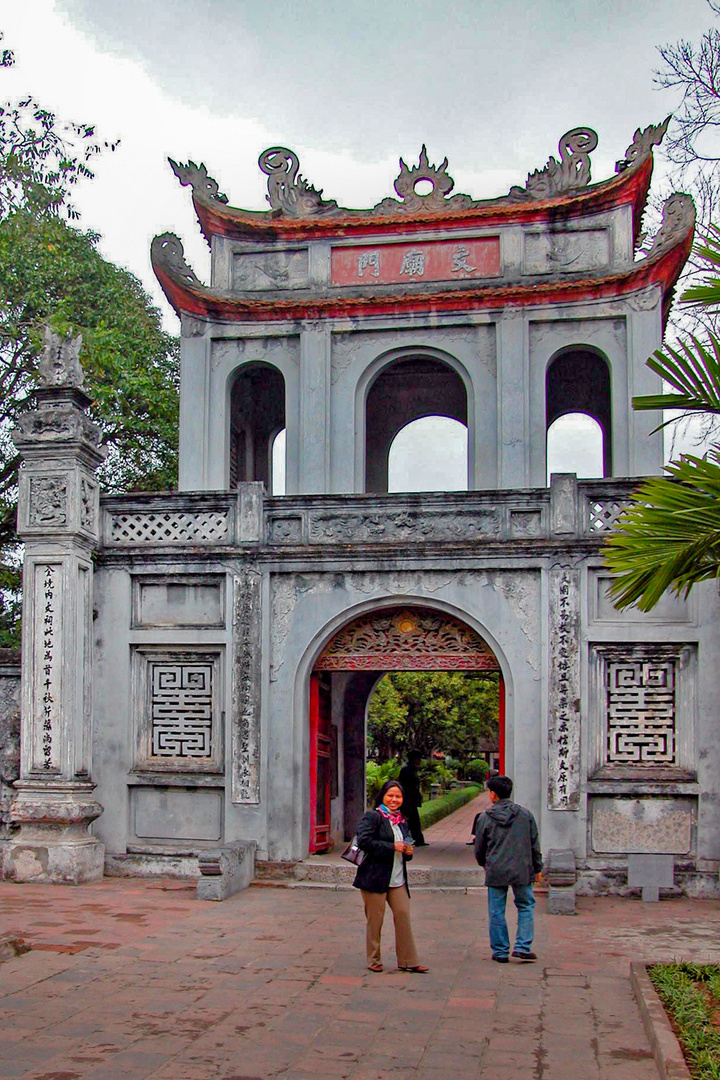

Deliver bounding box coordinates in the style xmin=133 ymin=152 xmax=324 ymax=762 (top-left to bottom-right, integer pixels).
xmin=232 ymin=569 xmax=261 ymax=803
xmin=34 ymin=563 xmax=61 ymax=771
xmin=548 ymin=566 xmax=580 ymax=809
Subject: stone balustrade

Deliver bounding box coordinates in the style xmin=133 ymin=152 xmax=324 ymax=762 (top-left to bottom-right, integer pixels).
xmin=100 ymin=476 xmax=640 ymax=551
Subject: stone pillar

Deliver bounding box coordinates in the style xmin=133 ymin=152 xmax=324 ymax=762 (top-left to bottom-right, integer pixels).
xmin=298 ymin=322 xmax=330 ymax=493
xmin=2 ymin=330 xmax=106 ymax=884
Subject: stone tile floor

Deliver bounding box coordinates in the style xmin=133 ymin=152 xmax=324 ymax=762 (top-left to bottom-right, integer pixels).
xmin=0 ymin=871 xmax=719 ymax=1079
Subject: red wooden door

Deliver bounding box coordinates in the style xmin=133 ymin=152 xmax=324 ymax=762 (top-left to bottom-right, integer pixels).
xmin=309 ymin=673 xmax=332 ymax=853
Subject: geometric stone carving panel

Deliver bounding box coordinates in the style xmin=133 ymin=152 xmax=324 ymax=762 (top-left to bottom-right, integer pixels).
xmin=589 ymin=642 xmax=694 ymax=776
xmin=150 ymin=660 xmax=213 ymax=759
xmin=606 ymin=658 xmax=676 ymax=765
xmin=134 ymin=649 xmax=223 ymax=773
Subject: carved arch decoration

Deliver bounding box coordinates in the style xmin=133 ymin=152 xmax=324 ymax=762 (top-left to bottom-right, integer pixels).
xmin=314 ymin=607 xmax=500 ymax=671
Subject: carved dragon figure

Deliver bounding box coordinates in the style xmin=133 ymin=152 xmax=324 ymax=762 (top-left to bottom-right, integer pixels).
xmin=509 ymin=128 xmax=599 ymax=201
xmin=169 ymin=159 xmax=228 ymax=203
xmin=615 ymin=117 xmax=670 ymax=173
xmin=258 ymin=147 xmax=338 ymax=217
xmin=151 ymin=234 xmax=203 ymax=287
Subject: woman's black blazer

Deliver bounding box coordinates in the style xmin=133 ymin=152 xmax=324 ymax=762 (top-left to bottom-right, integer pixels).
xmin=352 ymin=809 xmax=413 ymax=893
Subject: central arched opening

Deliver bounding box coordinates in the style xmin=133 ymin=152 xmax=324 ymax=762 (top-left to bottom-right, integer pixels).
xmin=309 ymin=606 xmax=503 ymax=854
xmin=365 ymin=357 xmax=468 ymax=493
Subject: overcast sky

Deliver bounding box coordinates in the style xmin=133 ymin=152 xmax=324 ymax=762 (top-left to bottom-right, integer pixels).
xmin=2 ymin=1 xmax=716 ymax=483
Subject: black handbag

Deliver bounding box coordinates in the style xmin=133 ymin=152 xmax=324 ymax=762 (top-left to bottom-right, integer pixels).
xmin=341 ymin=834 xmax=366 ymax=866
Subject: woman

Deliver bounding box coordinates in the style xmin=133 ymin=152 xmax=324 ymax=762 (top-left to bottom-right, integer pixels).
xmin=352 ymin=779 xmax=429 ymax=973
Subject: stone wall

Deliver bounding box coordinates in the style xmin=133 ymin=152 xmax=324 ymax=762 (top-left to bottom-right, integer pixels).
xmin=0 ymin=650 xmax=21 ymax=839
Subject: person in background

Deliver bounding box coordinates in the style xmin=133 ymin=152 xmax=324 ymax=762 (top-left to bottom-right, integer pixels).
xmin=352 ymin=779 xmax=429 ymax=974
xmin=473 ymin=774 xmax=543 ymax=963
xmin=398 ymin=749 xmax=427 ymax=846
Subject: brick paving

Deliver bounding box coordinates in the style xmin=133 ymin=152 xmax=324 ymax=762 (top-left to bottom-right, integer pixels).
xmin=0 ymin=869 xmax=719 ymax=1079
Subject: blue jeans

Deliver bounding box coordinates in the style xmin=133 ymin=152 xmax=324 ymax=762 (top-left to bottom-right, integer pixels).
xmin=487 ymin=884 xmax=535 ymax=957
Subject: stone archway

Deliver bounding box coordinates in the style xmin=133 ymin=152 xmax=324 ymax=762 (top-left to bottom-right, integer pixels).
xmin=309 ymin=606 xmax=502 ymax=853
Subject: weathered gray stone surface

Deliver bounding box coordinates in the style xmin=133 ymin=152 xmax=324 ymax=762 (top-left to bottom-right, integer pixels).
xmin=196 ymin=840 xmax=257 ymax=900
xmin=0 ymin=653 xmax=20 ymax=841
xmin=3 ymin=332 xmax=105 ymax=884
xmin=546 ymin=848 xmax=578 ymax=914
xmin=628 ymin=853 xmax=675 ymax=902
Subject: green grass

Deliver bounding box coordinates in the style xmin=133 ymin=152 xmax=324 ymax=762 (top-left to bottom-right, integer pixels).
xmin=418 ymin=784 xmax=481 ymax=830
xmin=648 ymin=963 xmax=720 ymax=1080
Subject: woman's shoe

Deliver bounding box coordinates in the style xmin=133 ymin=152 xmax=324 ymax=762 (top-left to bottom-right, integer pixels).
xmin=367 ymin=962 xmax=383 ymax=972
xmin=399 ymin=965 xmax=429 ymax=973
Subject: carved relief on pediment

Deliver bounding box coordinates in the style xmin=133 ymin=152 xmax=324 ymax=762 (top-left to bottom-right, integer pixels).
xmin=28 ymin=476 xmax=67 ymax=527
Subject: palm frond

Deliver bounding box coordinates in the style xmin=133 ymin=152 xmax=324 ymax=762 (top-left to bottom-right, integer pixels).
xmin=632 ymin=334 xmax=720 ymax=418
xmin=682 ymin=225 xmax=720 ymax=308
xmin=604 ymin=454 xmax=720 ymax=610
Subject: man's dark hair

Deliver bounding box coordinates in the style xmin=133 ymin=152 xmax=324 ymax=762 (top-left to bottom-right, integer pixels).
xmin=408 ymin=749 xmax=422 ymax=765
xmin=374 ymin=779 xmax=404 ymax=807
xmin=487 ymin=774 xmax=513 ymax=800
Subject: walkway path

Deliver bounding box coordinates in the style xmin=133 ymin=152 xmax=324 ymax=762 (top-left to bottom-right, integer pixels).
xmin=413 ymin=788 xmax=490 ymax=866
xmin=0 ymin=874 xmax=718 ymax=1079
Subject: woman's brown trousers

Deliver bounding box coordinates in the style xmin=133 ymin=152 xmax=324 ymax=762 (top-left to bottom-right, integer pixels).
xmin=361 ymin=885 xmax=420 ymax=968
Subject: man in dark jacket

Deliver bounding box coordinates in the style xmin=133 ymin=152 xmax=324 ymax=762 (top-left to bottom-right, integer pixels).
xmin=474 ymin=774 xmax=543 ymax=963
xmin=398 ymin=750 xmax=427 ymax=846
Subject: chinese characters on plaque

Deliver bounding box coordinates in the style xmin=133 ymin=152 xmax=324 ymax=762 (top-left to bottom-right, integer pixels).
xmin=548 ymin=566 xmax=580 ymax=809
xmin=330 ymin=236 xmax=500 ymax=287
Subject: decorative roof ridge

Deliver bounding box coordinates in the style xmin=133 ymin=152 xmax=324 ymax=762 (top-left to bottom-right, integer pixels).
xmin=168 ymin=118 xmax=670 ymax=230
xmin=151 ymin=189 xmax=694 ymax=329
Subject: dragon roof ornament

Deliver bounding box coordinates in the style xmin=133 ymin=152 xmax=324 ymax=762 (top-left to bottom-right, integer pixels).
xmin=151 ymin=233 xmax=203 ymax=288
xmin=168 ymin=159 xmax=228 ymax=204
xmin=168 ymin=119 xmax=670 ymax=220
xmin=616 ymin=117 xmax=670 ymax=173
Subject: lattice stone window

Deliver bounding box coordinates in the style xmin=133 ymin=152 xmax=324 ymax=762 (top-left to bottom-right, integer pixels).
xmin=586 ymin=499 xmax=629 ymax=533
xmin=108 ymin=510 xmax=229 ymax=545
xmin=589 ymin=643 xmax=694 ymax=775
xmin=134 ymin=649 xmax=223 ymax=772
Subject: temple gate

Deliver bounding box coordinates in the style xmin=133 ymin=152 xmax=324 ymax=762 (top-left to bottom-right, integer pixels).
xmin=3 ymin=120 xmax=718 ymax=897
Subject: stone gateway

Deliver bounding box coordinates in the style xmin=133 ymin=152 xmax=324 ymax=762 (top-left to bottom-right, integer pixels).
xmin=2 ymin=121 xmax=718 ymax=897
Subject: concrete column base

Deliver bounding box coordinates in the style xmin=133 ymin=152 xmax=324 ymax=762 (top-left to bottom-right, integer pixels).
xmin=2 ymin=779 xmax=104 ymax=884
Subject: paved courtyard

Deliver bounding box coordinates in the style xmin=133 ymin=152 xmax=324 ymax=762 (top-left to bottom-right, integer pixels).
xmin=0 ymin=858 xmax=719 ymax=1080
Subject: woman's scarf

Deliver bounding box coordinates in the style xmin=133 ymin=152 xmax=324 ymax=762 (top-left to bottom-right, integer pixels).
xmin=377 ymin=803 xmax=405 ymax=827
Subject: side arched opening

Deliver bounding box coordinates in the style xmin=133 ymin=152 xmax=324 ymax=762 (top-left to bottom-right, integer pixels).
xmin=546 ymin=348 xmax=611 ymax=478
xmin=229 ymin=363 xmax=286 ymax=492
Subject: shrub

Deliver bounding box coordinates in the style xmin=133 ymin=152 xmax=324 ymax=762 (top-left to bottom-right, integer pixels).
xmin=365 ymin=759 xmax=400 ymax=807
xmin=463 ymin=758 xmax=490 ymax=782
xmin=418 ymin=784 xmax=481 ymax=830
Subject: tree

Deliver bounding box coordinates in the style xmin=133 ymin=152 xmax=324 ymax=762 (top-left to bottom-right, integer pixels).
xmin=0 ymin=39 xmax=178 ymax=645
xmin=0 ymin=33 xmax=115 ymax=221
xmin=367 ymin=671 xmax=499 ymax=762
xmin=604 ymin=229 xmax=720 ymax=610
xmin=656 ymin=2 xmax=720 ymax=237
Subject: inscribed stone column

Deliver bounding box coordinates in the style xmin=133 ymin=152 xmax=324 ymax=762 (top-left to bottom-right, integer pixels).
xmin=547 ymin=474 xmax=581 ymax=810
xmin=2 ymin=330 xmax=106 ymax=884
